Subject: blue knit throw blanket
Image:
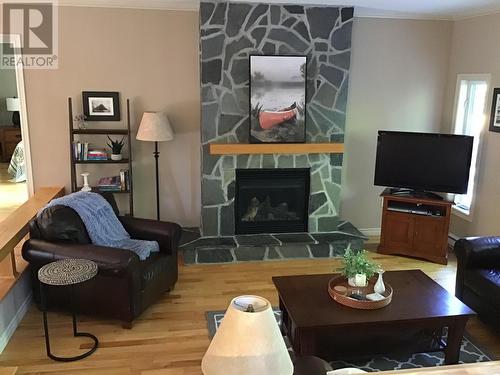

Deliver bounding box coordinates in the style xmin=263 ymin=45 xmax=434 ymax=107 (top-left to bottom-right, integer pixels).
xmin=39 ymin=191 xmax=159 ymax=260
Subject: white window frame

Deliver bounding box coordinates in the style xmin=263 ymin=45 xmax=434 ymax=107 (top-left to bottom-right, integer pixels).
xmin=451 ymin=73 xmax=490 ymax=221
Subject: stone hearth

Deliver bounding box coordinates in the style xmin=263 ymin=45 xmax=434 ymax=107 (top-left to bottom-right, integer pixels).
xmin=180 ymin=221 xmax=366 ymax=265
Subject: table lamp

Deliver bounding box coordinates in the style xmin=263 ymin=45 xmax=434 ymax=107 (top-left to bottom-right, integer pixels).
xmin=201 ymin=295 xmax=293 ymax=375
xmin=136 ymin=111 xmax=174 ymax=220
xmin=6 ymin=97 xmax=21 ymax=127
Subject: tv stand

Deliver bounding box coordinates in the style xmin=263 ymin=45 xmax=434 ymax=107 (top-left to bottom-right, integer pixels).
xmin=378 ymin=189 xmax=453 ymax=265
xmin=388 ymin=188 xmax=444 ymax=201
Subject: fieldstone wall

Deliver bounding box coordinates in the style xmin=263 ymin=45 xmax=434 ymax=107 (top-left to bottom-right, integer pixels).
xmin=200 ymin=0 xmax=354 ymax=236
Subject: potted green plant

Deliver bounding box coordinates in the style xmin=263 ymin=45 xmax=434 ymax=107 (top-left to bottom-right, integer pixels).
xmin=107 ymin=136 xmax=125 ymax=161
xmin=338 ymin=246 xmax=379 ymax=287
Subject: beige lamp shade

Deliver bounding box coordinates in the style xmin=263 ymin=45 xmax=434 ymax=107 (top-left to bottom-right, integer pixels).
xmin=6 ymin=97 xmax=20 ymax=111
xmin=136 ymin=111 xmax=174 ymax=142
xmin=201 ymin=295 xmax=293 ymax=375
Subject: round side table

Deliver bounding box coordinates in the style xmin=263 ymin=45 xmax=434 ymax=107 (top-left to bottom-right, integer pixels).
xmin=38 ymin=258 xmax=99 ymax=362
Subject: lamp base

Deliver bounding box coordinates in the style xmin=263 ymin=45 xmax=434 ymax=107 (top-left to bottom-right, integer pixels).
xmin=12 ymin=111 xmax=20 ymax=127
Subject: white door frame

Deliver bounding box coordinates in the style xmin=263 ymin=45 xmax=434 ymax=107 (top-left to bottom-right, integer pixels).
xmin=1 ymin=34 xmax=34 ymax=196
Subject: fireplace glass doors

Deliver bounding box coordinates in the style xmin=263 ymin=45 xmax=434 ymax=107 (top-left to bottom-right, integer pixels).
xmin=234 ymin=168 xmax=310 ymax=234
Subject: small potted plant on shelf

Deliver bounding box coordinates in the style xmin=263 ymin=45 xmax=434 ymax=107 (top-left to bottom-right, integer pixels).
xmin=338 ymin=245 xmax=379 ymax=287
xmin=107 ymin=136 xmax=125 ymax=161
xmin=74 ymin=114 xmax=87 ymax=130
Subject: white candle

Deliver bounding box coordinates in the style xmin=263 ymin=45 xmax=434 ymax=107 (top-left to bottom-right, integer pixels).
xmin=354 ymin=273 xmax=366 ymax=287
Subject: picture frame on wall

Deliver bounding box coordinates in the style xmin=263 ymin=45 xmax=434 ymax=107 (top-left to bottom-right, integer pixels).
xmin=249 ymin=55 xmax=307 ymax=143
xmin=489 ymin=88 xmax=500 ymax=132
xmin=82 ymin=91 xmax=121 ymax=121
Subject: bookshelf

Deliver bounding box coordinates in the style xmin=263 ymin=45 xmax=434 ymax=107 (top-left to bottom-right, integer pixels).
xmin=68 ymin=97 xmax=134 ymax=215
xmin=74 ymin=159 xmax=130 ymax=164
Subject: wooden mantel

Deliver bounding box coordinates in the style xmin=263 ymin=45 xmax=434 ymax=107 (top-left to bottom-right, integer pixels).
xmin=209 ymin=143 xmax=344 ymax=155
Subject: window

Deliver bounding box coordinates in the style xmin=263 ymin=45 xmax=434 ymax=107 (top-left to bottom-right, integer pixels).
xmin=452 ymin=74 xmax=489 ymax=218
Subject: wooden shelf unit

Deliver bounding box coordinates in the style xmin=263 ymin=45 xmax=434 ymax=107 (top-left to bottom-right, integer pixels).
xmin=209 ymin=142 xmax=344 ymax=155
xmin=73 ymin=128 xmax=128 ymax=135
xmin=377 ymin=190 xmax=453 ymax=265
xmin=68 ymin=97 xmax=134 ymax=215
xmin=76 ymin=187 xmax=130 ymax=194
xmin=74 ymin=159 xmax=130 ymax=164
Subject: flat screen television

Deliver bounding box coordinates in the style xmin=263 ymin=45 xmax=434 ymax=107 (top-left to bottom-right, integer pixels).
xmin=374 ymin=131 xmax=474 ymax=194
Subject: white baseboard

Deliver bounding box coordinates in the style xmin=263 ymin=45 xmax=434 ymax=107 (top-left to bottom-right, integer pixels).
xmin=360 ymin=228 xmax=381 ymax=237
xmin=448 ymin=232 xmax=460 ymax=247
xmin=0 ymin=292 xmax=32 ymax=354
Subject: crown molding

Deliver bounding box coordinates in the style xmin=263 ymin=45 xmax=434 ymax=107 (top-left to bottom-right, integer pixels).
xmin=58 ymin=0 xmax=199 ymax=11
xmin=354 ymin=7 xmax=453 ymax=21
xmin=56 ymin=0 xmax=500 ymax=21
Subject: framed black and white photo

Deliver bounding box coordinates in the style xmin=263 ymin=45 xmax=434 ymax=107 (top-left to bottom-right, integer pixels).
xmin=489 ymin=88 xmax=500 ymax=133
xmin=82 ymin=91 xmax=120 ymax=121
xmin=249 ymin=55 xmax=307 ymax=143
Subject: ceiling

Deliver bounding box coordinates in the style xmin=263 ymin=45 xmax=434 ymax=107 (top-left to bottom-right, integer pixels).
xmin=59 ymin=0 xmax=500 ymax=20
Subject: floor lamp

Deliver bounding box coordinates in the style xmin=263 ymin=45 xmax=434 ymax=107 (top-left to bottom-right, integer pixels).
xmin=136 ymin=112 xmax=174 ymax=220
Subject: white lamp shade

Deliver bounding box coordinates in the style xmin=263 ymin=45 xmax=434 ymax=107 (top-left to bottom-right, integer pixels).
xmin=136 ymin=111 xmax=174 ymax=142
xmin=6 ymin=97 xmax=20 ymax=111
xmin=201 ymin=295 xmax=293 ymax=375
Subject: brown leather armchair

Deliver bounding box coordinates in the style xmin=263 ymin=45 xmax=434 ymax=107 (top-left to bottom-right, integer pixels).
xmin=22 ymin=193 xmax=181 ymax=327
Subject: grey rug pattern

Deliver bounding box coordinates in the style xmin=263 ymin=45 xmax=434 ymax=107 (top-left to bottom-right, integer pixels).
xmin=206 ymin=309 xmax=491 ymax=372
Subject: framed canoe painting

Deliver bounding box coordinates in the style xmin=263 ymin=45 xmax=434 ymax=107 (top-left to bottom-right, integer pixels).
xmin=249 ymin=55 xmax=307 ymax=143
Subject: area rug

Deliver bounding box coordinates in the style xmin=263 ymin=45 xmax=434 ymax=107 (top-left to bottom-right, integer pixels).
xmin=206 ymin=309 xmax=491 ymax=372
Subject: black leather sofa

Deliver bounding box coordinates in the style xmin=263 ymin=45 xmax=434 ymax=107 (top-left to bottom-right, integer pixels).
xmin=22 ymin=193 xmax=181 ymax=327
xmin=454 ymin=237 xmax=500 ymax=329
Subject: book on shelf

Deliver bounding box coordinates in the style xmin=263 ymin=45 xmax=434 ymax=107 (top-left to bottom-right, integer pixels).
xmin=73 ymin=141 xmax=89 ymax=161
xmin=97 ymin=175 xmax=121 ymax=192
xmin=120 ymin=169 xmax=130 ymax=191
xmin=96 ymin=171 xmax=130 ymax=192
xmin=87 ymin=149 xmax=108 ymax=161
xmin=99 ymin=186 xmax=122 ymax=192
xmin=87 ymin=157 xmax=108 ymax=161
xmin=98 ymin=176 xmax=120 ymax=186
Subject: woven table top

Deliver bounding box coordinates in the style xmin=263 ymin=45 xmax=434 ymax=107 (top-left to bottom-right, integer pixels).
xmin=38 ymin=259 xmax=98 ymax=286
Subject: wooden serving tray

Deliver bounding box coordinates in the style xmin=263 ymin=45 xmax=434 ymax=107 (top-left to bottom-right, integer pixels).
xmin=328 ymin=276 xmax=393 ymax=310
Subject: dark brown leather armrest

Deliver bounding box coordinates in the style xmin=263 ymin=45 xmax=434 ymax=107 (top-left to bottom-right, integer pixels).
xmin=119 ymin=216 xmax=181 ymax=257
xmin=22 ymin=238 xmax=140 ymax=278
xmin=454 ymin=237 xmax=500 ymax=299
xmin=455 ymin=237 xmax=500 ymax=269
xmin=294 ymin=356 xmax=333 ymax=374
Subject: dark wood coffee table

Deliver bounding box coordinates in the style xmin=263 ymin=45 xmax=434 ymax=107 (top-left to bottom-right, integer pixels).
xmin=272 ymin=270 xmax=475 ymax=364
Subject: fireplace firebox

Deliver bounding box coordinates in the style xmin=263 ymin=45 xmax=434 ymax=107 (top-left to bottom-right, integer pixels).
xmin=234 ymin=168 xmax=310 ymax=234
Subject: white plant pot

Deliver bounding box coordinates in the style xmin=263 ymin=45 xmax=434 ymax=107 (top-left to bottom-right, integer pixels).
xmin=111 ymin=154 xmax=122 ymax=161
xmin=348 ymin=274 xmax=367 ymax=287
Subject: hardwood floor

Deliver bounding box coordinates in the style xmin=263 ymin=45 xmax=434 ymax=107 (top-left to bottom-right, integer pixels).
xmin=0 ymin=248 xmax=498 ymax=375
xmin=0 ymin=163 xmax=28 ymax=223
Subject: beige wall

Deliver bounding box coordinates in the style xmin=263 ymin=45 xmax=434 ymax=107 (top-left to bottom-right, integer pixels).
xmin=341 ymin=18 xmax=452 ymax=230
xmin=442 ymin=13 xmax=500 ymax=237
xmin=24 ymin=6 xmax=201 ymax=226
xmin=23 ymin=7 xmax=457 ymax=232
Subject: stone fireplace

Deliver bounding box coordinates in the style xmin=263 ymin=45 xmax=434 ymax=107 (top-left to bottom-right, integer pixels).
xmin=235 ymin=168 xmax=310 ymax=234
xmin=200 ymin=1 xmax=354 ymax=237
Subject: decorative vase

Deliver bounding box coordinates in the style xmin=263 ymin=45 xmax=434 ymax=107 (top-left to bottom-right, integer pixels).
xmin=81 ymin=172 xmax=91 ymax=192
xmin=111 ymin=154 xmax=122 ymax=161
xmin=374 ymin=271 xmax=386 ymax=294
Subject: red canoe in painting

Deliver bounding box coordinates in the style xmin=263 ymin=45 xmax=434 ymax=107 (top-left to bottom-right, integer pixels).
xmin=259 ymin=103 xmax=298 ymax=130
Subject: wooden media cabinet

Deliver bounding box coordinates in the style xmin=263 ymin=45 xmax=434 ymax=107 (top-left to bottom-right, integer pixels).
xmin=378 ymin=189 xmax=453 ymax=265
